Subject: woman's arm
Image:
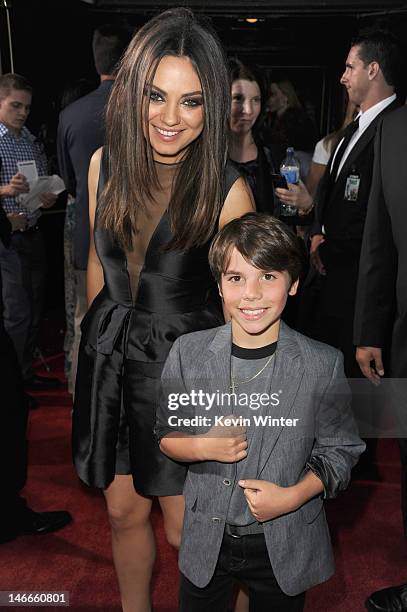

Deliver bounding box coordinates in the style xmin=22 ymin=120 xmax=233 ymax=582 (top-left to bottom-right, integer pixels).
xmin=306 ymin=161 xmax=327 ymax=198
xmin=86 ymin=148 xmax=105 ymax=307
xmin=218 ymin=176 xmax=255 ymax=229
xmin=217 ymin=176 xmax=255 ymax=321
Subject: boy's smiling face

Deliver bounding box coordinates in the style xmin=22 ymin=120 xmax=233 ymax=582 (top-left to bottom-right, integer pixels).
xmin=219 ymin=247 xmax=298 ymax=348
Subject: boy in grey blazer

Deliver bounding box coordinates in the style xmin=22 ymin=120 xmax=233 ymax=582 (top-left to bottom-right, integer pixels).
xmin=156 ymin=213 xmax=364 ymax=611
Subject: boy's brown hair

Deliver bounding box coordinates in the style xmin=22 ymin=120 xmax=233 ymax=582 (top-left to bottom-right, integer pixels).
xmin=209 ymin=212 xmax=303 ymax=284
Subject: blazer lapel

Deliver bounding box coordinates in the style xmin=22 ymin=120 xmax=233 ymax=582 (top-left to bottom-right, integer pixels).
xmin=330 ymin=99 xmax=399 ymax=201
xmin=197 ymin=324 xmax=234 ymax=479
xmin=334 ymin=120 xmax=377 ymax=183
xmin=256 ymin=323 xmax=304 ymax=477
xmin=200 ymin=322 xmax=232 ymax=399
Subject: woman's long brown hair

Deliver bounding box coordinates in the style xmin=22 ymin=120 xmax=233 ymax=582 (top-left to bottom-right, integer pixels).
xmin=99 ymin=7 xmax=230 ymax=251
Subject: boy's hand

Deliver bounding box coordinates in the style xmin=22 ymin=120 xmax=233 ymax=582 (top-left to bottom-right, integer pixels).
xmin=239 ymin=479 xmax=298 ymax=522
xmin=197 ymin=416 xmax=248 ymax=463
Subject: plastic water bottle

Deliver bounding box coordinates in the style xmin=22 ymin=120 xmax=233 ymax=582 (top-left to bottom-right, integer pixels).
xmin=279 ymin=147 xmax=300 ymax=217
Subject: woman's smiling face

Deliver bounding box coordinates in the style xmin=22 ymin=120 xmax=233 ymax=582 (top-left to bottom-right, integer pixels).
xmin=147 ymin=55 xmax=204 ymax=163
xmin=230 ymin=79 xmax=261 ymax=136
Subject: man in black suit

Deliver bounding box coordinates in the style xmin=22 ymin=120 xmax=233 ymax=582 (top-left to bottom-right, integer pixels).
xmin=300 ymin=30 xmax=400 ymax=378
xmin=355 ymin=106 xmax=407 ymax=612
xmin=57 ymin=24 xmax=130 ymax=392
xmin=0 ymin=206 xmax=71 ymax=543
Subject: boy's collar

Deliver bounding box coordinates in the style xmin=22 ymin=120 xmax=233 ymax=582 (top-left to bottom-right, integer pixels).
xmin=206 ymin=320 xmax=300 ymax=362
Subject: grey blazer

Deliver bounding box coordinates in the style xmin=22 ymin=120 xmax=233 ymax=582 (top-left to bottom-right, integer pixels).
xmin=156 ymin=322 xmax=365 ymax=596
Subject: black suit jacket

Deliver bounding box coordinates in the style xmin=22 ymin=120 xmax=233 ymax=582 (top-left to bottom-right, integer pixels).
xmin=57 ymin=80 xmax=114 ymax=270
xmin=313 ymin=98 xmax=399 ymax=267
xmin=354 ymin=106 xmax=407 ymax=378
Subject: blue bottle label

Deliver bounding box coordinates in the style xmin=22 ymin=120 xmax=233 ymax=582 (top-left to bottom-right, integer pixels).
xmin=281 ymin=168 xmax=299 ymax=184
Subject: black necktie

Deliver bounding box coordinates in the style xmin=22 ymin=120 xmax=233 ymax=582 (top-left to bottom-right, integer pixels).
xmin=329 ymin=117 xmax=360 ymax=182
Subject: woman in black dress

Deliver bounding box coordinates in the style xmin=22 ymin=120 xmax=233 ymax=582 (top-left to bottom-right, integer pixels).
xmin=72 ymin=8 xmax=253 ymax=611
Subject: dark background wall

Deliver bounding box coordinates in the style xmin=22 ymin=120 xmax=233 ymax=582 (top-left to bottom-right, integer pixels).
xmin=1 ymin=0 xmax=406 ymax=310
xmin=2 ymin=0 xmax=406 ymax=132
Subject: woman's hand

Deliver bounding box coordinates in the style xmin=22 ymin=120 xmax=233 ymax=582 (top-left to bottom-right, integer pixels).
xmin=275 ymin=179 xmax=313 ymax=213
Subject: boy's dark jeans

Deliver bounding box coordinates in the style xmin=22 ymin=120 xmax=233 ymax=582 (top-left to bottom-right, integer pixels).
xmin=179 ymin=531 xmax=305 ymax=611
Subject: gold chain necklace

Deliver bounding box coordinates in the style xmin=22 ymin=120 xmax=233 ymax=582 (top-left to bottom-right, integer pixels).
xmin=230 ymin=353 xmax=275 ymax=393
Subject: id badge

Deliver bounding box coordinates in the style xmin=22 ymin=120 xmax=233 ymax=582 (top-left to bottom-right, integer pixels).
xmin=344 ymin=174 xmax=360 ymax=202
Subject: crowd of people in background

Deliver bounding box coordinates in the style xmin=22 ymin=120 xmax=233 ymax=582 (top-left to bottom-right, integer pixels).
xmin=0 ymin=6 xmax=406 ymax=612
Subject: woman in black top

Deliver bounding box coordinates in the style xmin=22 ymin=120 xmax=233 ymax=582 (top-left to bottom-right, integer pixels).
xmin=228 ymin=59 xmax=278 ymax=216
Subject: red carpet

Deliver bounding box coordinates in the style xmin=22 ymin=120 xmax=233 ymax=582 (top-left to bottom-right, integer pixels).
xmin=1 ymin=354 xmax=406 ymax=611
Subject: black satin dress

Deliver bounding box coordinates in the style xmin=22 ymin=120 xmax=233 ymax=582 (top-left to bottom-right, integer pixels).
xmin=72 ymin=159 xmax=240 ymax=496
